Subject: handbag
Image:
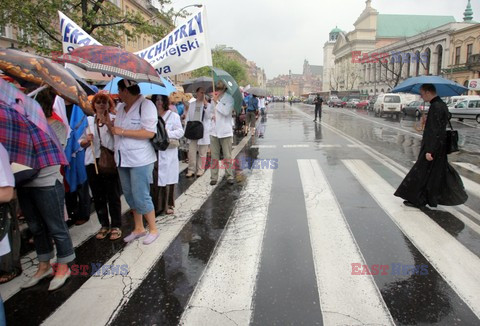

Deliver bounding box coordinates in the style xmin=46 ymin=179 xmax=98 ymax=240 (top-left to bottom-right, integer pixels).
xmin=446 ymin=119 xmax=459 ymax=154
xmin=139 ymin=101 xmax=170 ymax=151
xmin=0 ymin=202 xmax=11 ymax=242
xmin=97 ymin=124 xmax=117 ymax=174
xmin=184 ymin=105 xmax=206 ymax=140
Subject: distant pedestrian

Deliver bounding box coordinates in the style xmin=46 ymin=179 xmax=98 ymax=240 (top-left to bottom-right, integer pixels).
xmin=245 ymin=94 xmax=258 ymax=135
xmin=258 ymin=96 xmax=266 ymax=116
xmin=111 ymin=79 xmax=159 ymax=245
xmin=394 ymin=84 xmax=468 ymax=208
xmin=313 ymin=94 xmax=323 ymax=122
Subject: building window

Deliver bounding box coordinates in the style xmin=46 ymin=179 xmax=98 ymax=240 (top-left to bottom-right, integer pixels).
xmin=424 ymin=48 xmax=431 ymax=75
xmin=415 ymin=51 xmax=420 ymax=76
xmin=406 ymin=53 xmax=411 ymax=77
xmin=467 ymin=44 xmax=473 ymax=63
xmin=455 ymin=46 xmax=461 ymax=65
xmin=436 ymin=45 xmax=443 ymax=75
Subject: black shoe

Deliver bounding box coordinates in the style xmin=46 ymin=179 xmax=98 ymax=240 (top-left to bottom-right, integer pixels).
xmin=210 ymin=180 xmax=217 ymax=185
xmin=227 ymin=179 xmax=235 ymax=185
xmin=313 ymin=119 xmax=316 ymax=122
xmin=403 ymin=201 xmax=421 ymax=208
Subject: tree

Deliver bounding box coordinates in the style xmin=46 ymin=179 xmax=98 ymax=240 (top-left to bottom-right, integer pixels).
xmin=0 ymin=0 xmax=173 ymax=54
xmin=192 ymin=49 xmax=248 ymax=85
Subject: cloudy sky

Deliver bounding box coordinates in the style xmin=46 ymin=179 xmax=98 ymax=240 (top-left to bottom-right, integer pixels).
xmin=168 ymin=0 xmax=477 ymax=79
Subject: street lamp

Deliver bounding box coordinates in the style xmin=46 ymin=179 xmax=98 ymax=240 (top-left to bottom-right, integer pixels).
xmin=173 ymin=4 xmax=203 ymax=26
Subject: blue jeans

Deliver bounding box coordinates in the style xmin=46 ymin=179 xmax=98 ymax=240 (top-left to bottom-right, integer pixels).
xmin=118 ymin=163 xmax=154 ymax=215
xmin=17 ymin=181 xmax=75 ymax=263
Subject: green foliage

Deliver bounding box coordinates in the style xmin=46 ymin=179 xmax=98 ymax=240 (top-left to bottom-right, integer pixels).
xmin=0 ymin=0 xmax=173 ymax=54
xmin=192 ymin=49 xmax=248 ymax=85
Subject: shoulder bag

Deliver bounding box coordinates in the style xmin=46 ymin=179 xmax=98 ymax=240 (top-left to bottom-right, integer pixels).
xmin=446 ymin=118 xmax=459 ymax=154
xmin=184 ymin=105 xmax=206 ymax=140
xmin=139 ymin=101 xmax=170 ymax=151
xmin=97 ymin=123 xmax=117 ymax=174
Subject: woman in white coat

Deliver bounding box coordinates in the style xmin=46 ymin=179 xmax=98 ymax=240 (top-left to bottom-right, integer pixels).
xmin=185 ymin=87 xmax=211 ymax=178
xmin=152 ymin=95 xmax=184 ymax=215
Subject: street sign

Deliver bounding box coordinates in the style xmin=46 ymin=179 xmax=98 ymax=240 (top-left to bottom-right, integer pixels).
xmin=468 ymin=79 xmax=480 ymax=90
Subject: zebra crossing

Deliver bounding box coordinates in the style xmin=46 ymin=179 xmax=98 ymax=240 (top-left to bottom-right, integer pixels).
xmin=4 ymin=103 xmax=480 ymax=325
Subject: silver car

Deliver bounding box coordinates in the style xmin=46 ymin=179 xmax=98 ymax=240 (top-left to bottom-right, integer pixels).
xmin=449 ymin=99 xmax=480 ymax=123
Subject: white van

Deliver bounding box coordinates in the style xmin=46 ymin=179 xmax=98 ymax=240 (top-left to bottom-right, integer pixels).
xmin=374 ymin=93 xmax=403 ymax=119
xmin=445 ymin=95 xmax=480 ymax=108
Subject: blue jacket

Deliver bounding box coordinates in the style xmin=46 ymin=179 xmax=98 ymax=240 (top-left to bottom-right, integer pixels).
xmin=247 ymin=97 xmax=259 ymax=112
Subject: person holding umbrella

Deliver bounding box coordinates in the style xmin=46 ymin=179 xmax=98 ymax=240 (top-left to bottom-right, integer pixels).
xmin=210 ymin=80 xmax=235 ymax=185
xmin=313 ymin=94 xmax=323 ymax=122
xmin=394 ymin=83 xmax=467 ymax=208
xmin=111 ymin=79 xmax=159 ymax=245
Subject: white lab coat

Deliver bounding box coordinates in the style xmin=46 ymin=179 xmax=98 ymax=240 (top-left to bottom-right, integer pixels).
xmin=210 ymin=92 xmax=234 ymax=138
xmin=185 ymin=99 xmax=212 ymax=145
xmin=158 ymin=110 xmax=184 ymax=186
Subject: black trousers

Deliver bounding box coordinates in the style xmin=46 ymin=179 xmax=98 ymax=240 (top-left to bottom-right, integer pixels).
xmin=65 ymin=180 xmax=91 ymax=222
xmin=314 ymin=106 xmax=322 ymax=120
xmin=86 ymin=164 xmax=122 ymax=228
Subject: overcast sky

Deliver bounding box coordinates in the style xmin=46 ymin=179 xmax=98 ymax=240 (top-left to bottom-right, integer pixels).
xmin=168 ymin=0 xmax=477 ymax=79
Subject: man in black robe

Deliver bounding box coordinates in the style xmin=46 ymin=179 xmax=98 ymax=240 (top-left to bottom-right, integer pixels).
xmin=394 ymin=84 xmax=467 ymax=208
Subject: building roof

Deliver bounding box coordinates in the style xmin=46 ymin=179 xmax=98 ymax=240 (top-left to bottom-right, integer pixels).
xmin=330 ymin=26 xmax=343 ymax=34
xmin=376 ymin=14 xmax=456 ymax=38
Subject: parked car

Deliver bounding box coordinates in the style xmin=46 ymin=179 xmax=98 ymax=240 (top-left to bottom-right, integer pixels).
xmin=445 ymin=95 xmax=480 ymax=109
xmin=402 ymin=101 xmax=430 ymax=117
xmin=346 ymin=99 xmax=360 ymax=108
xmin=449 ymin=98 xmax=480 ymax=123
xmin=329 ymin=98 xmax=344 ymax=107
xmin=356 ymin=100 xmax=369 ymax=109
xmin=374 ymin=93 xmax=403 ymax=119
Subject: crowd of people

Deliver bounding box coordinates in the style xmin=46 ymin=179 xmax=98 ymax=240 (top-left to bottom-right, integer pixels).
xmin=0 ymin=77 xmax=266 ymax=295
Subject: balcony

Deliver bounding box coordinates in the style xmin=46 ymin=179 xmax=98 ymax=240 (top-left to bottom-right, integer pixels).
xmin=467 ymin=54 xmax=480 ymax=70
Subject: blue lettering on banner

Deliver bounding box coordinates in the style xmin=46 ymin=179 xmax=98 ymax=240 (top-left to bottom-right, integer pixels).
xmin=179 ymin=25 xmax=188 ymax=39
xmin=63 ymin=23 xmax=73 ymax=42
xmin=194 ymin=12 xmax=203 ymax=33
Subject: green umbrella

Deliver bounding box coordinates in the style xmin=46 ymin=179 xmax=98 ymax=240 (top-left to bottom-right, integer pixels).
xmin=211 ymin=67 xmax=243 ymax=114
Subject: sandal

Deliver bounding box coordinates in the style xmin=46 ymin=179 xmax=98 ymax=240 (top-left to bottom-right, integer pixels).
xmin=0 ymin=271 xmax=20 ymax=284
xmin=166 ymin=206 xmax=174 ymax=215
xmin=109 ymin=228 xmax=122 ymax=241
xmin=95 ymin=227 xmax=110 ymax=240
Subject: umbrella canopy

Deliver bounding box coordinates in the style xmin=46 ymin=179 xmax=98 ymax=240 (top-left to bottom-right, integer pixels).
xmin=56 ymin=45 xmax=164 ymax=86
xmin=103 ymin=76 xmax=176 ymax=95
xmin=246 ymin=87 xmax=267 ymax=97
xmin=392 ymin=76 xmax=468 ymax=97
xmin=0 ymin=102 xmax=68 ymax=169
xmin=182 ymin=76 xmax=214 ymax=93
xmin=66 ymin=68 xmax=97 ymax=95
xmin=212 ymin=67 xmax=243 ymax=114
xmin=0 ymin=48 xmax=92 ymax=115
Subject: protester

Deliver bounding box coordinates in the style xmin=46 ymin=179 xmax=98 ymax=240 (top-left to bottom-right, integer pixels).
xmin=258 ymin=96 xmax=266 ymax=116
xmin=185 ymin=87 xmax=211 ymax=178
xmin=313 ymin=94 xmax=323 ymax=122
xmin=80 ymin=93 xmax=122 ymax=240
xmin=210 ymin=81 xmax=235 ymax=185
xmin=17 ymin=89 xmax=75 ymax=291
xmin=111 ymin=79 xmax=159 ymax=245
xmin=245 ymin=94 xmax=259 ymax=135
xmin=0 ymin=143 xmax=14 ymax=322
xmin=394 ymin=84 xmax=468 ymax=208
xmin=152 ymin=94 xmax=184 ymax=215
xmin=63 ymin=99 xmax=91 ymax=226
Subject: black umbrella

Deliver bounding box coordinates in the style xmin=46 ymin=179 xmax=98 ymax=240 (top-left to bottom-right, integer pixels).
xmin=182 ymin=76 xmax=214 ymax=93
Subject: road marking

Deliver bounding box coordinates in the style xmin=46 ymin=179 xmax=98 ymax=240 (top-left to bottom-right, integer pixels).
xmin=251 ymin=145 xmax=277 ymax=148
xmin=42 ymin=133 xmax=253 ymax=326
xmin=453 ymin=162 xmax=480 ymax=176
xmin=347 ymin=144 xmax=364 ymax=148
xmin=343 ymin=159 xmax=480 ymax=319
xmin=297 ymin=159 xmax=394 ymax=326
xmin=283 ymin=144 xmax=310 ymax=148
xmin=315 ymin=144 xmax=341 ymax=148
xmin=180 ymin=168 xmax=274 ymax=326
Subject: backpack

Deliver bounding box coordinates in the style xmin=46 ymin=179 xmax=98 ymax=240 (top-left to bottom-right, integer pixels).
xmin=139 ymin=101 xmax=169 ymax=151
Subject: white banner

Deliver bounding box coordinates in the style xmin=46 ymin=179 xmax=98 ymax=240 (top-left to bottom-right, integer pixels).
xmin=58 ymin=7 xmax=212 ymax=79
xmin=135 ymin=6 xmax=212 ymax=77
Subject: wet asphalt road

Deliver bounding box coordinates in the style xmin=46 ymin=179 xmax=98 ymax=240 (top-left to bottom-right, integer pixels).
xmin=5 ymin=102 xmax=480 ymax=326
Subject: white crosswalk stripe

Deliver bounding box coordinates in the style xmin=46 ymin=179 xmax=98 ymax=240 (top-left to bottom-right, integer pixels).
xmin=297 ymin=159 xmax=394 ymax=326
xmin=181 ymin=169 xmax=274 ymax=325
xmin=343 ymin=159 xmax=480 ymax=319
xmin=452 ymin=162 xmax=480 ymax=176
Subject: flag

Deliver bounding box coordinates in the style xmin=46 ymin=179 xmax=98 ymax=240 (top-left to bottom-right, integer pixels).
xmin=64 ymin=104 xmax=87 ymax=192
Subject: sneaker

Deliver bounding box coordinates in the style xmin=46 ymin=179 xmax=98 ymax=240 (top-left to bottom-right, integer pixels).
xmin=210 ymin=180 xmax=217 ymax=185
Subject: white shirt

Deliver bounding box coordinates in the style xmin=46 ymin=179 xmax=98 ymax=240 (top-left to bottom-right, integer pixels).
xmin=258 ymin=97 xmax=266 ymax=109
xmin=114 ymin=96 xmax=157 ymax=168
xmin=81 ymin=115 xmax=116 ymax=165
xmin=210 ymin=92 xmax=234 ymax=138
xmin=185 ymin=100 xmax=212 ymax=145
